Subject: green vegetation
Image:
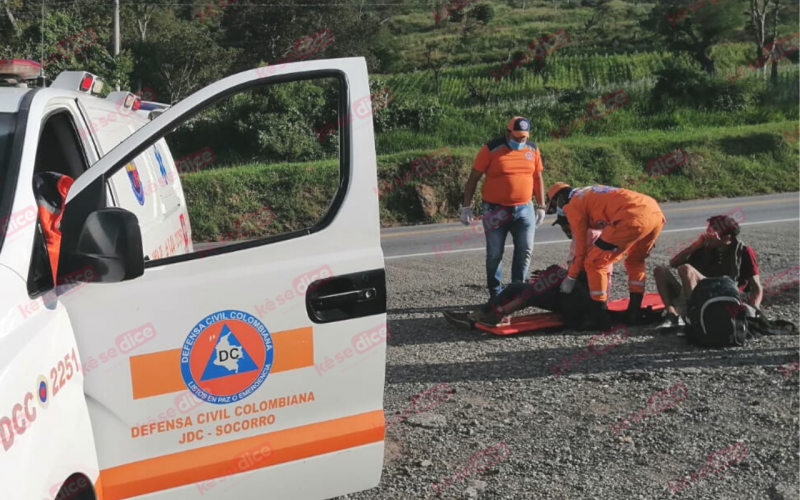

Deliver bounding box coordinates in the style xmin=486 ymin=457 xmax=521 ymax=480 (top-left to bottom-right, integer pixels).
xmin=1 ymin=0 xmax=797 ymax=236
xmin=182 ymin=161 xmax=338 ymax=241
xmin=183 ymin=121 xmax=799 ymax=240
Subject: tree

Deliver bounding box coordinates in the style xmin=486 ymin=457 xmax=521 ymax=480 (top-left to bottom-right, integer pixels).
xmin=1 ymin=0 xmax=19 ymax=33
xmin=422 ymin=40 xmax=452 ymax=96
xmin=472 ymin=4 xmax=494 ymax=24
xmin=12 ymin=10 xmax=131 ymax=88
xmin=584 ymin=0 xmax=614 ymax=34
xmin=125 ymin=1 xmax=177 ymax=93
xmin=763 ymin=0 xmax=792 ymax=84
xmin=643 ymin=0 xmax=745 ymax=74
xmin=460 ymin=12 xmax=480 ymax=42
xmin=219 ymin=0 xmax=390 ymax=75
xmin=746 ymin=0 xmax=774 ymax=77
xmin=139 ymin=21 xmax=236 ymax=103
xmin=466 ymin=80 xmax=494 ymax=106
xmin=431 ymin=0 xmax=449 ymax=25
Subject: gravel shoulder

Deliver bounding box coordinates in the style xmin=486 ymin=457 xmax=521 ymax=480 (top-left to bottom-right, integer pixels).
xmin=344 ymin=220 xmax=799 ymax=500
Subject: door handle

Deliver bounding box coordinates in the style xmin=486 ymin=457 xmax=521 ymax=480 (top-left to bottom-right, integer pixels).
xmin=312 ymin=288 xmax=376 ymax=310
xmin=305 ymin=269 xmax=386 ymax=323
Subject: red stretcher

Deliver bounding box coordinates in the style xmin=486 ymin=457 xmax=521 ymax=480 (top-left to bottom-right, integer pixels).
xmin=476 ymin=292 xmax=665 ymax=335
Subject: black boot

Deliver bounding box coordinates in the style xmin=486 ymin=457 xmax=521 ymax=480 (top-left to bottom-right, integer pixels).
xmin=590 ymin=300 xmax=612 ymax=331
xmin=625 ymin=292 xmax=644 ymax=326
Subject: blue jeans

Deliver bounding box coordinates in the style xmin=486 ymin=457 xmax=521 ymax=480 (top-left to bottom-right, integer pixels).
xmin=483 ymin=201 xmax=536 ymax=298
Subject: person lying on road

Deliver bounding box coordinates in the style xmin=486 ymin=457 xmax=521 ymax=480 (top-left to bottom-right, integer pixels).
xmin=442 ymin=216 xmax=619 ymax=330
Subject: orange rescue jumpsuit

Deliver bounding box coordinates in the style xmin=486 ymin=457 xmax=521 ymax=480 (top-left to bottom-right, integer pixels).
xmin=564 ymin=186 xmax=665 ymax=302
xmin=33 ymin=172 xmax=74 ymax=279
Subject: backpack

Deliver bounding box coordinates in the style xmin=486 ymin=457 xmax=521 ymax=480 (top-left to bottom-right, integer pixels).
xmin=686 ymin=277 xmax=748 ymax=347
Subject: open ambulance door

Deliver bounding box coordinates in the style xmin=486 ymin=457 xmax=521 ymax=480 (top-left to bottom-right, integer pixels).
xmin=57 ymin=58 xmax=386 ymax=500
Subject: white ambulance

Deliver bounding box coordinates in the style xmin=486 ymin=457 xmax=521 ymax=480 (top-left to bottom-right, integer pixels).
xmin=0 ymin=59 xmax=192 ymax=262
xmin=0 ymin=57 xmax=387 ymax=500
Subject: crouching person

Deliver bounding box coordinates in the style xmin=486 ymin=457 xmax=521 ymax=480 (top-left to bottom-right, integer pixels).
xmin=654 ymin=214 xmax=763 ymax=332
xmin=547 ymin=183 xmax=666 ymax=330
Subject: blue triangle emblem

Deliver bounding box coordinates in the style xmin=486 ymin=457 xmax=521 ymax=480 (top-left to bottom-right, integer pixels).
xmin=200 ymin=324 xmax=259 ymax=381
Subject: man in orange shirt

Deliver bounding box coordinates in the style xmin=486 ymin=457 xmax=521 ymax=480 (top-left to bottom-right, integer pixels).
xmin=462 ymin=117 xmax=546 ymax=298
xmin=546 ymin=183 xmax=666 ymax=329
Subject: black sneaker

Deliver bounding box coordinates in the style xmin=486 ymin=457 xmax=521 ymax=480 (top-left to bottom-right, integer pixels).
xmin=443 ymin=311 xmax=476 ymax=330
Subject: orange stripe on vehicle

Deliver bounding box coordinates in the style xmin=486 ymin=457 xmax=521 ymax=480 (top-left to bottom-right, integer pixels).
xmin=129 ymin=327 xmax=314 ymax=400
xmin=98 ymin=410 xmax=384 ymax=500
xmin=94 ymin=477 xmax=103 ymax=500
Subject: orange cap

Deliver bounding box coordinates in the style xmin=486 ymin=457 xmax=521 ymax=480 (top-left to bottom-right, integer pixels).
xmin=506 ymin=116 xmax=530 ymax=138
xmin=546 ymin=182 xmax=571 ymax=214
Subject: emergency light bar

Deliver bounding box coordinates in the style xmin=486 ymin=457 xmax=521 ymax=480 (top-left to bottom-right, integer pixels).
xmin=138 ymin=101 xmax=169 ymax=112
xmin=136 ymin=100 xmax=170 ymax=120
xmin=107 ymin=91 xmax=144 ymax=111
xmin=0 ymin=59 xmax=41 ymax=81
xmin=51 ymin=71 xmax=104 ymax=94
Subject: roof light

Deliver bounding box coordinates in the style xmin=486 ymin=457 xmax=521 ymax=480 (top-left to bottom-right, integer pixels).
xmin=0 ymin=59 xmax=41 ymax=81
xmin=51 ymin=71 xmax=104 ymax=94
xmin=79 ymin=74 xmax=93 ymax=92
xmin=124 ymin=94 xmax=135 ymax=108
xmin=132 ymin=97 xmax=141 ymax=110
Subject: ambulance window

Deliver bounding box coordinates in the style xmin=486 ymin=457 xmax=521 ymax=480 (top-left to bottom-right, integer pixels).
xmin=0 ymin=113 xmax=17 ymax=248
xmin=147 ymin=76 xmax=344 ymax=263
xmin=32 ymin=112 xmax=88 ymax=180
xmin=25 ymin=112 xmax=87 ymax=298
xmin=0 ymin=114 xmax=14 ymax=192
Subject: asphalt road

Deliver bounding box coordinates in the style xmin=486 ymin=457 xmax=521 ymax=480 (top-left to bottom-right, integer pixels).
xmin=380 ymin=192 xmax=800 ymax=260
xmin=344 ymin=191 xmax=800 ymax=500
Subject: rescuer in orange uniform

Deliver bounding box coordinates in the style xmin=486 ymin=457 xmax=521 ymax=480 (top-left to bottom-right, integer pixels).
xmin=546 ymin=183 xmax=666 ymax=329
xmin=33 ymin=172 xmax=74 ymax=279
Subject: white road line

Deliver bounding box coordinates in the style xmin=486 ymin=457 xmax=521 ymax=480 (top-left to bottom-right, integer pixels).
xmin=383 ymin=217 xmax=799 ymax=261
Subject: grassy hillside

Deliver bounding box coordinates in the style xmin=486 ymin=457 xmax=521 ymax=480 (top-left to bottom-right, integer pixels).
xmin=183 ymin=121 xmax=799 ymax=241
xmin=177 ymin=0 xmax=799 ymax=235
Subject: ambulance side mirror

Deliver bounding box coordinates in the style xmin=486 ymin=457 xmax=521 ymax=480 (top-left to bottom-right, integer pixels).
xmin=58 ymin=208 xmax=144 ymax=284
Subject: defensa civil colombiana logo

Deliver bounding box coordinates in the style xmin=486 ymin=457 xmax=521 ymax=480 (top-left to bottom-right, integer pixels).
xmin=180 ymin=310 xmax=273 ymax=405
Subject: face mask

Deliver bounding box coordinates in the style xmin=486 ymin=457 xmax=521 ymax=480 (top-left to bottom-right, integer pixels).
xmin=508 ymin=139 xmax=526 ymax=150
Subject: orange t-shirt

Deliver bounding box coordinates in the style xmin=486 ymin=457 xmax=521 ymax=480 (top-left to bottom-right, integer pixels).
xmin=472 ymin=137 xmax=543 ymax=206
